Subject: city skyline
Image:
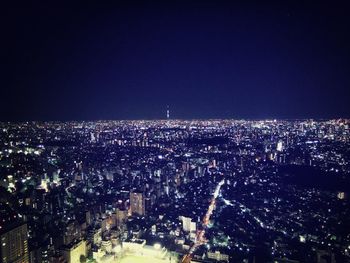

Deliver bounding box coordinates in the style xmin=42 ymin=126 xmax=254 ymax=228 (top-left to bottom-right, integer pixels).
xmin=1 ymin=119 xmax=349 ymax=262
xmin=2 ymin=1 xmax=350 ymax=262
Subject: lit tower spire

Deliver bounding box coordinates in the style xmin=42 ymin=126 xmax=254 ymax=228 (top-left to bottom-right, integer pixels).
xmin=166 ymin=105 xmax=170 ymax=120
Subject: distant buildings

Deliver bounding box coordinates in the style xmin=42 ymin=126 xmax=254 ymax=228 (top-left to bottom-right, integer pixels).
xmin=0 ymin=119 xmax=349 ymax=263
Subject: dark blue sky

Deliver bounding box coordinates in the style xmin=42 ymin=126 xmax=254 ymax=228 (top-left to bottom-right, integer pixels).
xmin=2 ymin=1 xmax=350 ymax=120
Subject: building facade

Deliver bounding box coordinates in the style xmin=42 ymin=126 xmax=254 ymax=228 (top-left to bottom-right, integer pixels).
xmin=0 ymin=223 xmax=29 ymax=263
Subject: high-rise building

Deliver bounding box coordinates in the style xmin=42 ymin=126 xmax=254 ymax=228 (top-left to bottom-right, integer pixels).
xmin=180 ymin=216 xmax=196 ymax=232
xmin=63 ymin=221 xmax=81 ymax=246
xmin=62 ymin=240 xmax=86 ymax=263
xmin=0 ymin=222 xmax=29 ymax=263
xmin=116 ymin=208 xmax=128 ymax=226
xmin=130 ymin=191 xmax=145 ymax=216
xmin=277 ymin=140 xmax=283 ymax=152
xmin=85 ymin=211 xmax=91 ymax=226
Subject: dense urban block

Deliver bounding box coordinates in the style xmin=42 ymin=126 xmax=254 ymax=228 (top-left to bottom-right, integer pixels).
xmin=0 ymin=119 xmax=349 ymax=262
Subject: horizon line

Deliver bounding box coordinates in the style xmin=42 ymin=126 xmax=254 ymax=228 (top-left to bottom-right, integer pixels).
xmin=1 ymin=117 xmax=349 ymax=123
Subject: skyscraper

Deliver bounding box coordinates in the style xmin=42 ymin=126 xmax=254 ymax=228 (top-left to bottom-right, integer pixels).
xmin=0 ymin=222 xmax=29 ymax=263
xmin=130 ymin=191 xmax=145 ymax=216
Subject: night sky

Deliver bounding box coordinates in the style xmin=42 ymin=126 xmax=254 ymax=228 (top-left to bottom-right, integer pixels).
xmin=2 ymin=1 xmax=350 ymax=121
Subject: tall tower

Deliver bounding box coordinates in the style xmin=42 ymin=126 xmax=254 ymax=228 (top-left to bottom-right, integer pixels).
xmin=166 ymin=105 xmax=170 ymax=120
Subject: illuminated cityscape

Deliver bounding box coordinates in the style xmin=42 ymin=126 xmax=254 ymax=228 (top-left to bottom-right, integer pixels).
xmin=2 ymin=1 xmax=350 ymax=262
xmin=0 ymin=119 xmax=350 ymax=262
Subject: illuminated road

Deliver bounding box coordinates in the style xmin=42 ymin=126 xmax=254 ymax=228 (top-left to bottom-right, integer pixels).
xmin=182 ymin=179 xmax=225 ymax=263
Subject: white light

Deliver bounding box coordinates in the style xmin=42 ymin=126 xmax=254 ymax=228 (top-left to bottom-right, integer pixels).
xmin=154 ymin=243 xmax=161 ymax=250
